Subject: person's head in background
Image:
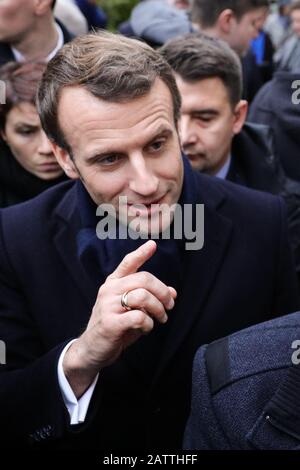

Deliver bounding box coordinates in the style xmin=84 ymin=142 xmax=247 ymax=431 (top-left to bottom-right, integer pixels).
xmin=0 ymin=0 xmax=58 ymax=60
xmin=278 ymin=0 xmax=292 ymax=17
xmin=290 ymin=0 xmax=300 ymax=37
xmin=0 ymin=61 xmax=63 ymax=181
xmin=191 ymin=0 xmax=270 ymax=56
xmin=167 ymin=0 xmax=191 ymax=9
xmin=161 ymin=33 xmax=247 ymax=175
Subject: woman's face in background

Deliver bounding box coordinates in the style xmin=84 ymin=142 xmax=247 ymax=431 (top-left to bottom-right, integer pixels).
xmin=1 ymin=101 xmax=63 ymax=180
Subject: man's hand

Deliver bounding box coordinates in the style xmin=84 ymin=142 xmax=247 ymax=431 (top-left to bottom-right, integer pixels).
xmin=63 ymin=241 xmax=177 ymax=398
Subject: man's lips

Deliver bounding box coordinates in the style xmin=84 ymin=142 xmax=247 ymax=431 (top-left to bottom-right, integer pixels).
xmin=127 ymin=194 xmax=166 ymax=207
xmin=126 ymin=194 xmax=168 ymax=216
xmin=186 ymin=152 xmax=206 ymax=161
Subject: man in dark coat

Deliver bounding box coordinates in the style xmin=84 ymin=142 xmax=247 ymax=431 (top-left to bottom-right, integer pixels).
xmin=249 ymin=71 xmax=300 ymax=182
xmin=184 ymin=311 xmax=300 ymax=450
xmin=0 ymin=31 xmax=298 ymax=451
xmin=0 ymin=0 xmax=72 ymax=65
xmin=161 ymin=33 xmax=300 ymax=279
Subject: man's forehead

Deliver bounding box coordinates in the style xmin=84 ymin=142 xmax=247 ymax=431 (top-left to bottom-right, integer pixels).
xmin=241 ymin=7 xmax=267 ymax=21
xmin=57 ymin=80 xmax=175 ymax=132
xmin=57 ymin=80 xmax=176 ymax=153
xmin=176 ymin=75 xmax=230 ymax=103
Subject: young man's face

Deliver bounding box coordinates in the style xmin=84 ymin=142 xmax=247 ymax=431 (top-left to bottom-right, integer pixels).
xmin=228 ymin=7 xmax=265 ymax=56
xmin=52 ymin=78 xmax=184 ymax=235
xmin=291 ymin=9 xmax=300 ymax=37
xmin=176 ymin=75 xmax=247 ymax=175
xmin=0 ymin=0 xmax=36 ymax=44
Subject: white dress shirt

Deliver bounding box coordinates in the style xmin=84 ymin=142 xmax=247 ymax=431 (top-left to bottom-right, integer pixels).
xmin=57 ymin=340 xmax=99 ymax=425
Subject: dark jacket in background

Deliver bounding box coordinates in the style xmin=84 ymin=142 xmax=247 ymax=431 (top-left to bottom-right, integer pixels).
xmin=251 ymin=31 xmax=274 ymax=84
xmin=0 ymin=20 xmax=73 ymax=66
xmin=0 ymin=174 xmax=298 ymax=450
xmin=0 ymin=141 xmax=67 ymax=207
xmin=241 ymin=51 xmax=264 ymax=103
xmin=184 ymin=311 xmax=300 ymax=450
xmin=75 ymin=0 xmax=107 ymax=30
xmin=249 ymin=71 xmax=300 ymax=182
xmin=228 ymin=122 xmax=300 ymax=275
xmin=228 ymin=122 xmax=284 ymax=193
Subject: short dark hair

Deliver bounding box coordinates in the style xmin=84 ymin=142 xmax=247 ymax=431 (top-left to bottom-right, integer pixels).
xmin=37 ymin=31 xmax=181 ymax=154
xmin=191 ymin=0 xmax=270 ymax=28
xmin=290 ymin=0 xmax=300 ymax=13
xmin=160 ymin=33 xmax=243 ymax=108
xmin=0 ymin=61 xmax=46 ymax=132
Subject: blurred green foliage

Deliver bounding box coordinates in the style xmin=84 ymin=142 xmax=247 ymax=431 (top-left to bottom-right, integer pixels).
xmin=99 ymin=0 xmax=140 ymax=31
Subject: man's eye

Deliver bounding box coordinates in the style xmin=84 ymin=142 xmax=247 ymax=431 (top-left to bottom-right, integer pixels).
xmin=99 ymin=155 xmax=121 ymax=165
xmin=195 ymin=116 xmax=213 ymax=123
xmin=149 ymin=140 xmax=165 ymax=152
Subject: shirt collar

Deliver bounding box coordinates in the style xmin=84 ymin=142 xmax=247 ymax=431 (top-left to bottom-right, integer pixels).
xmin=12 ymin=22 xmax=64 ymax=63
xmin=215 ymin=155 xmax=231 ymax=180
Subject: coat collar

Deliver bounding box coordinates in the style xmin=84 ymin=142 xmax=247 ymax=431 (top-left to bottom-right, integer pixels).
xmin=53 ymin=182 xmax=99 ymax=307
xmin=0 ymin=42 xmax=14 ymax=66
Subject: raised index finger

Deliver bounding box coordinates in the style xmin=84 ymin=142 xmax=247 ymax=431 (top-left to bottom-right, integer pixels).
xmin=108 ymin=240 xmax=157 ymax=279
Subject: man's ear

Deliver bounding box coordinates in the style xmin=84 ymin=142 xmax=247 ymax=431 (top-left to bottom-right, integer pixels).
xmin=34 ymin=0 xmax=53 ymax=16
xmin=50 ymin=141 xmax=79 ymax=180
xmin=217 ymin=9 xmax=236 ymax=35
xmin=0 ymin=129 xmax=7 ymax=143
xmin=232 ymin=100 xmax=248 ymax=135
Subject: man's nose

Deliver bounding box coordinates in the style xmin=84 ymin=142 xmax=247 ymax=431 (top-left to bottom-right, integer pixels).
xmin=37 ymin=131 xmax=54 ymax=156
xmin=128 ymin=154 xmax=159 ymax=196
xmin=180 ymin=116 xmax=198 ymax=148
xmin=251 ymin=23 xmax=260 ymax=40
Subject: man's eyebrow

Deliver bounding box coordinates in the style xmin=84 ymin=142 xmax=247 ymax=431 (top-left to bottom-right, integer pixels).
xmin=190 ymin=109 xmax=219 ymax=116
xmin=85 ymin=126 xmax=174 ymax=162
xmin=146 ymin=126 xmax=173 ymax=142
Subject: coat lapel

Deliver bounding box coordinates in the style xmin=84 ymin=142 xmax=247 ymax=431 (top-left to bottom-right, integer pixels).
xmin=52 ymin=182 xmax=98 ymax=307
xmin=0 ymin=43 xmax=15 ymax=66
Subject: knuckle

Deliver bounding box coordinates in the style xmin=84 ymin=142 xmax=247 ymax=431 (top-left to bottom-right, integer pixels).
xmin=133 ymin=311 xmax=146 ymax=328
xmin=160 ymin=287 xmax=171 ymax=304
xmin=139 ymin=271 xmax=151 ymax=285
xmin=135 ymin=288 xmax=148 ymax=304
xmin=143 ymin=316 xmax=154 ymax=333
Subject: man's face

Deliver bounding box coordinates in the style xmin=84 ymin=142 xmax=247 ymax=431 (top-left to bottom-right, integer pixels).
xmin=0 ymin=0 xmax=36 ymax=44
xmin=52 ymin=79 xmax=184 ymax=235
xmin=228 ymin=7 xmax=264 ymax=56
xmin=291 ymin=9 xmax=300 ymax=37
xmin=176 ymin=75 xmax=247 ymax=174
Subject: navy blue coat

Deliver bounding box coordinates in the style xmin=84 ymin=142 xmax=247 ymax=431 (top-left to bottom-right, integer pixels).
xmin=0 ymin=174 xmax=298 ymax=450
xmin=184 ymin=311 xmax=300 ymax=450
